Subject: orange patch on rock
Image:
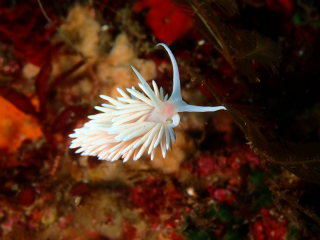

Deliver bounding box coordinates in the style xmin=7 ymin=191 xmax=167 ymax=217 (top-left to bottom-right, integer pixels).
xmin=0 ymin=96 xmax=42 ymax=152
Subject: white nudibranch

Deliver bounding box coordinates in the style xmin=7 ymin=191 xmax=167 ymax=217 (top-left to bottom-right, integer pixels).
xmin=69 ymin=43 xmax=227 ymax=162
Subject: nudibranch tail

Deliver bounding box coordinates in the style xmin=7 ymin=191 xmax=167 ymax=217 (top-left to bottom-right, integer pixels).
xmin=69 ymin=43 xmax=227 ymax=162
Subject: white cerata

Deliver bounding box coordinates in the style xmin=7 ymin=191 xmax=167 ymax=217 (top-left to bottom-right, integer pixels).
xmin=69 ymin=43 xmax=227 ymax=162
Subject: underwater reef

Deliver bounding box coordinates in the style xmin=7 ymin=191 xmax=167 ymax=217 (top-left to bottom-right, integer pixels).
xmin=1 ymin=0 xmax=320 ymax=239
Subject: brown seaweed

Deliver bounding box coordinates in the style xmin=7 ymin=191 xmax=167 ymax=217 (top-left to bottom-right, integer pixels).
xmin=192 ymin=75 xmax=320 ymax=186
xmin=174 ymin=0 xmax=320 ymax=187
xmin=35 ymin=60 xmax=52 ymax=119
xmin=174 ymin=0 xmax=281 ymax=82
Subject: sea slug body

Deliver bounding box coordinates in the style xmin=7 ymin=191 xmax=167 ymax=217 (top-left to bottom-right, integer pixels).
xmin=69 ymin=43 xmax=226 ymax=162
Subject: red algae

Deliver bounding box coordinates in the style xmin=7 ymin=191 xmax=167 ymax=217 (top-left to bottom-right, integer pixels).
xmin=16 ymin=186 xmax=36 ymax=207
xmin=69 ymin=182 xmax=89 ymax=196
xmin=250 ymin=207 xmax=287 ymax=240
xmin=133 ymin=0 xmax=193 ymax=44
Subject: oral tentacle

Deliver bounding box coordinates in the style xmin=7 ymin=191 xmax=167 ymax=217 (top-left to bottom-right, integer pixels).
xmin=169 ymin=97 xmax=226 ymax=113
xmin=157 ymin=43 xmax=182 ymax=102
xmin=177 ymin=103 xmax=227 ymax=112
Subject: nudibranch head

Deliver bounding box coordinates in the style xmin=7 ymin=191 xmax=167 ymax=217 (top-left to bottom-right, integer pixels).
xmin=69 ymin=43 xmax=226 ymax=162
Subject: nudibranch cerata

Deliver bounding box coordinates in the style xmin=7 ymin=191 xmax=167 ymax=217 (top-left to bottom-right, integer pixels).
xmin=69 ymin=43 xmax=226 ymax=162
